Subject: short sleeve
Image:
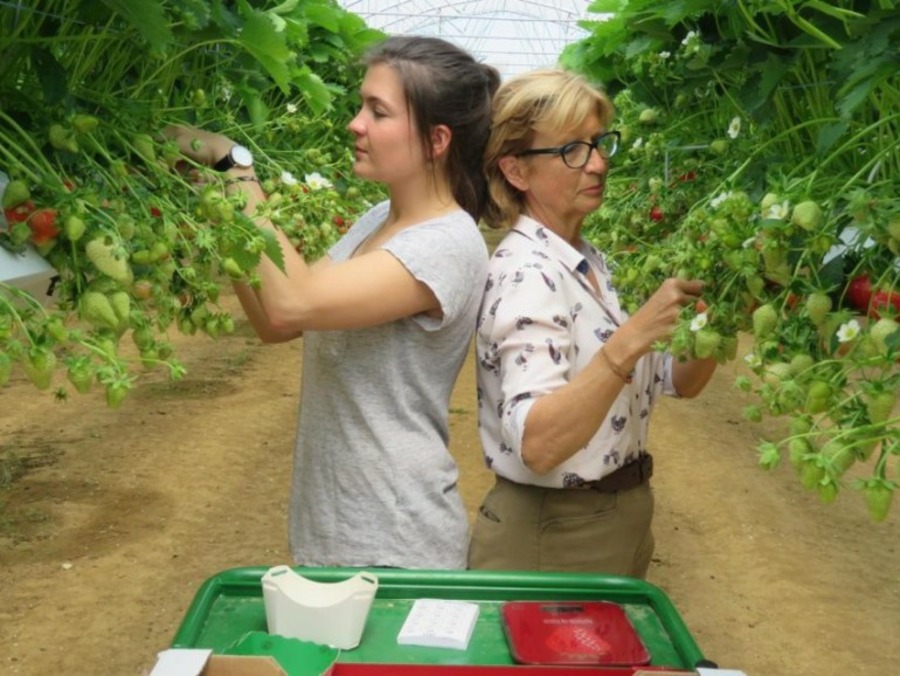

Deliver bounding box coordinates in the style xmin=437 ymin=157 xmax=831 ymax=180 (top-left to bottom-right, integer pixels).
xmin=383 ymin=212 xmax=487 ymax=330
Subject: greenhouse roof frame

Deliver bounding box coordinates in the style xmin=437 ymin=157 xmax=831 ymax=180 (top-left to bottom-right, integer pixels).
xmin=340 ymin=1 xmax=599 ymax=81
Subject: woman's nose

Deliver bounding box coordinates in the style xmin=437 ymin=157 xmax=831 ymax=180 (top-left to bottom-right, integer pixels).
xmin=347 ymin=112 xmax=364 ymax=135
xmin=584 ymin=147 xmax=608 ymax=173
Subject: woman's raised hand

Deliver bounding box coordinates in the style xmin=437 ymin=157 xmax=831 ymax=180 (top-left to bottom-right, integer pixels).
xmin=627 ymin=277 xmax=704 ymax=349
xmin=163 ymin=124 xmax=234 ymax=168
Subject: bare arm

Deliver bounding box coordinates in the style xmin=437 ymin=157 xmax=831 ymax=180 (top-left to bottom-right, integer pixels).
xmin=165 ymin=126 xmax=440 ymax=342
xmin=521 ymin=278 xmax=706 ymax=474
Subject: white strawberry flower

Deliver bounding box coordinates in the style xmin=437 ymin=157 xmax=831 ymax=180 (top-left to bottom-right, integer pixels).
xmin=681 ymin=31 xmax=697 ymax=46
xmin=744 ymin=353 xmax=762 ymax=368
xmin=710 ymin=191 xmax=732 ymax=209
xmin=659 ymin=51 xmax=671 ymax=59
xmin=766 ymin=201 xmax=791 ymax=220
xmin=304 ymin=172 xmax=332 ymax=190
xmin=280 ymin=170 xmax=298 ymax=186
xmin=690 ymin=312 xmax=708 ymax=331
xmin=632 ymin=137 xmax=644 ymax=149
xmin=286 ymin=103 xmax=298 ymax=114
xmin=836 ymin=319 xmax=861 ymax=343
xmin=727 ymin=116 xmax=741 ymax=139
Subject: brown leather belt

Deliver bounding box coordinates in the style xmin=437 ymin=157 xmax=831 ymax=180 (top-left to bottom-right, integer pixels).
xmin=579 ymin=453 xmax=653 ymax=493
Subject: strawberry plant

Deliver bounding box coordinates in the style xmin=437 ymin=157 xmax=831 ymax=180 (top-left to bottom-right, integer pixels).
xmin=563 ymin=1 xmax=899 ymax=519
xmin=1 ymin=1 xmax=386 ymax=407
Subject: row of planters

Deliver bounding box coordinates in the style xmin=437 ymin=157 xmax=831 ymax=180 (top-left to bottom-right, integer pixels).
xmin=0 ymin=1 xmax=385 ymax=404
xmin=562 ymin=1 xmax=899 ymax=520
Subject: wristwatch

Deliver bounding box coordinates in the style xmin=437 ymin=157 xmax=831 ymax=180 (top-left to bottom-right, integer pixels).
xmin=213 ymin=144 xmax=254 ymax=172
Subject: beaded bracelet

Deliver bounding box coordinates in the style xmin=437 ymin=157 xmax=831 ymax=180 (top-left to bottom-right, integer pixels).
xmin=223 ymin=175 xmax=260 ymax=186
xmin=600 ymin=347 xmax=633 ymax=384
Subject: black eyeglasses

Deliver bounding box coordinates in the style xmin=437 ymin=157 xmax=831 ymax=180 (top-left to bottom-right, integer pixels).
xmin=517 ymin=130 xmax=621 ymax=169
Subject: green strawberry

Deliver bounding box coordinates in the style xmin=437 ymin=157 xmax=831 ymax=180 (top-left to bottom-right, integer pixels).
xmin=760 ymin=192 xmax=780 ymax=216
xmin=638 ymin=108 xmax=659 ymax=124
xmin=85 ymin=237 xmax=130 ymax=282
xmin=2 ymin=179 xmax=30 ymax=208
xmin=863 ymin=482 xmax=893 ymax=522
xmin=870 ymin=318 xmax=899 ymax=356
xmin=804 ymin=292 xmax=832 ymax=326
xmin=789 ymin=353 xmax=815 ymax=375
xmin=804 ymin=380 xmax=832 ymax=414
xmin=80 ymin=291 xmax=120 ymax=330
xmin=817 ymin=478 xmax=838 ymax=504
xmin=64 ymin=215 xmax=86 ymax=242
xmin=133 ymin=133 xmax=157 ymax=163
xmin=866 ymin=391 xmax=896 ymax=425
xmin=743 ymin=404 xmax=763 ymax=423
xmin=131 ymin=326 xmax=154 ymax=351
xmin=66 ymin=361 xmax=94 ymax=394
xmin=49 ymin=123 xmax=78 ymax=152
xmin=822 ymin=440 xmax=855 ymax=476
xmin=719 ymin=336 xmax=738 ymax=362
xmin=799 ymin=458 xmax=824 ymax=490
xmin=763 ymin=362 xmax=793 ymax=389
xmin=105 ymin=382 xmax=129 ymax=409
xmin=708 ymin=139 xmax=728 ymax=155
xmin=889 ymin=217 xmax=900 ymax=242
xmin=790 ymin=200 xmax=824 ymax=232
xmin=71 ymin=114 xmax=99 ymax=134
xmin=693 ymin=329 xmax=722 ymax=359
xmin=109 ymin=291 xmax=131 ymax=324
xmin=788 ymin=437 xmax=812 ymax=467
xmin=789 ymin=415 xmax=813 ymax=437
xmin=752 ymin=304 xmax=778 ymax=338
xmin=0 ymin=351 xmax=12 ymax=386
xmin=22 ymin=347 xmax=56 ymax=390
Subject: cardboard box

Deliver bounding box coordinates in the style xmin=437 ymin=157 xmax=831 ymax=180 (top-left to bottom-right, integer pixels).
xmin=150 ymin=649 xmax=292 ymax=676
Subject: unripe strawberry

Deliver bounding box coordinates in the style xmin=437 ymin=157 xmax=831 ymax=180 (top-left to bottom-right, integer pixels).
xmin=133 ymin=133 xmax=157 ymax=163
xmin=790 ymin=200 xmax=824 ymax=232
xmin=85 ymin=237 xmax=130 ymax=282
xmin=789 ymin=353 xmax=815 ymax=375
xmin=822 ymin=439 xmax=855 ymax=476
xmin=803 ymin=292 xmax=831 ymax=326
xmin=763 ymin=362 xmax=792 ymax=389
xmin=866 ymin=391 xmax=896 ymax=425
xmin=109 ymin=291 xmax=131 ymax=323
xmin=804 ymin=380 xmax=832 ymax=414
xmin=64 ymin=214 xmax=86 ymax=241
xmin=0 ymin=352 xmax=12 ymax=386
xmin=638 ymin=108 xmax=659 ymax=124
xmin=869 ymin=317 xmax=898 ymax=355
xmin=799 ymin=458 xmax=824 ymax=490
xmin=759 ymin=192 xmax=780 ymax=215
xmin=23 ymin=347 xmax=56 ymax=390
xmin=752 ymin=303 xmax=778 ymax=338
xmin=788 ymin=437 xmax=812 ymax=467
xmin=708 ymin=139 xmax=728 ymax=155
xmin=49 ymin=123 xmax=78 ymax=153
xmin=80 ymin=291 xmax=120 ymax=330
xmin=1 ymin=179 xmax=30 ymax=208
xmin=66 ymin=363 xmax=94 ymax=394
xmin=864 ymin=482 xmax=893 ymax=522
xmin=693 ymin=329 xmax=721 ymax=359
xmin=71 ymin=114 xmax=99 ymax=134
xmin=105 ymin=382 xmax=129 ymax=409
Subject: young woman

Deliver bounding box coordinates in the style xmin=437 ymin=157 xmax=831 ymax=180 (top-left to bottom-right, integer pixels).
xmin=167 ymin=36 xmax=500 ymax=569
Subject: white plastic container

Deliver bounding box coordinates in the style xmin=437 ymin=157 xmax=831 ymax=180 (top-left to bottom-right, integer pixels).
xmin=261 ymin=565 xmax=378 ymax=650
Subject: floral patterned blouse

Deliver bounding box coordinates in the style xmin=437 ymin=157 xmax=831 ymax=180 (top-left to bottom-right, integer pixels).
xmin=475 ymin=215 xmax=677 ymax=488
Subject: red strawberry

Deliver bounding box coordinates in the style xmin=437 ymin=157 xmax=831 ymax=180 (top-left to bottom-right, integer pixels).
xmin=3 ymin=199 xmax=35 ymax=224
xmin=870 ymin=290 xmax=900 ymax=319
xmin=648 ymin=205 xmax=664 ymax=222
xmin=27 ymin=208 xmax=60 ymax=245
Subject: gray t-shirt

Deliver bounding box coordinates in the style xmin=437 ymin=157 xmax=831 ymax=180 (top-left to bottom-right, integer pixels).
xmin=288 ymin=201 xmax=488 ymax=569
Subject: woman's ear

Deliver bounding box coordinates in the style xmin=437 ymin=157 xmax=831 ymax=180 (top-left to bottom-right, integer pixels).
xmin=431 ymin=124 xmax=452 ymax=160
xmin=498 ymin=155 xmax=529 ymax=192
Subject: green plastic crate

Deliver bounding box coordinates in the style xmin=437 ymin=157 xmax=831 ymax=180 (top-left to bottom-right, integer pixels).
xmin=171 ymin=567 xmax=706 ymax=670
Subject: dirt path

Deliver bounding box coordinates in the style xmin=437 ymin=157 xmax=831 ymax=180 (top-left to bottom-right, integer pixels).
xmin=1 ymin=292 xmax=898 ymax=675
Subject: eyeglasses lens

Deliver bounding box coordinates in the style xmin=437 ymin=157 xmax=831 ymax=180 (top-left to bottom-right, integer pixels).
xmin=562 ymin=134 xmax=618 ymax=168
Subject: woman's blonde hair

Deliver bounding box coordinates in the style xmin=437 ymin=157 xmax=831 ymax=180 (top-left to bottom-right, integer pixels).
xmin=483 ymin=69 xmax=614 ymax=229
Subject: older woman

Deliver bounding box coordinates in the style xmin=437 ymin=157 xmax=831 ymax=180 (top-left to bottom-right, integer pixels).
xmin=468 ymin=69 xmax=717 ymax=577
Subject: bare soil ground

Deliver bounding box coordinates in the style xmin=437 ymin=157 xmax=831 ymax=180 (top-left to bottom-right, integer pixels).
xmin=1 ymin=291 xmax=898 ymax=676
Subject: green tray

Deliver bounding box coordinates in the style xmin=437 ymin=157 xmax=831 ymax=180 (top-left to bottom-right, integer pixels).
xmin=171 ymin=567 xmax=706 ymax=670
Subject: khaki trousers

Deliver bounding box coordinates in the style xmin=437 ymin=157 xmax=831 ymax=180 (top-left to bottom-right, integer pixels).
xmin=467 ymin=476 xmax=655 ymax=578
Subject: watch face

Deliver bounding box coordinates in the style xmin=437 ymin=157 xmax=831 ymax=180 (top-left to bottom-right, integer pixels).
xmin=231 ymin=145 xmax=253 ymax=168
